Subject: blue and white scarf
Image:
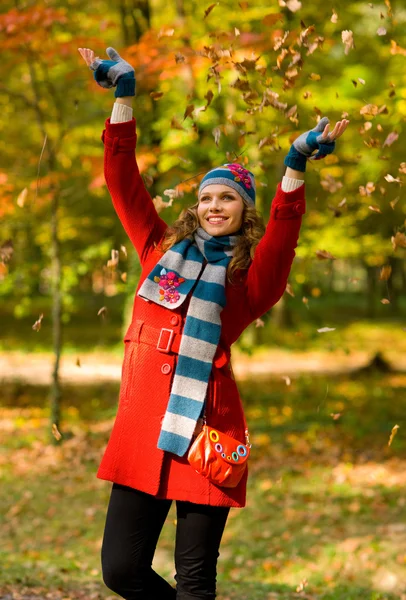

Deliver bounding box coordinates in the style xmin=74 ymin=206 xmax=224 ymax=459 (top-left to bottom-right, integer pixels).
xmin=137 ymin=227 xmax=239 ymax=457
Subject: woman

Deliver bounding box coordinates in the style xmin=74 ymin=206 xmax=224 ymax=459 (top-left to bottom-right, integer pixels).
xmin=79 ymin=47 xmax=349 ymax=600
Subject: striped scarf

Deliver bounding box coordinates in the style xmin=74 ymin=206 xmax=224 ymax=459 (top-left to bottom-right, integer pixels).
xmin=137 ymin=227 xmax=239 ymax=457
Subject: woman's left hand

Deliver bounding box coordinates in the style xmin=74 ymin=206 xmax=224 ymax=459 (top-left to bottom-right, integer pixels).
xmin=284 ymin=117 xmax=350 ymax=172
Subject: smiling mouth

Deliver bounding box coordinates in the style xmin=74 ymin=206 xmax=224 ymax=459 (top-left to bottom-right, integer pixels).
xmin=207 ymin=217 xmax=229 ymax=224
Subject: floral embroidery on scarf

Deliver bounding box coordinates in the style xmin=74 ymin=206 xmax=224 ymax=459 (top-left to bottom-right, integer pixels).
xmin=227 ymin=163 xmax=252 ymax=190
xmin=154 ymin=268 xmax=185 ymax=304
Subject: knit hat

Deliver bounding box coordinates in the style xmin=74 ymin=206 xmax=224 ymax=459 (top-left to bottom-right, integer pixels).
xmin=198 ymin=163 xmax=256 ymax=205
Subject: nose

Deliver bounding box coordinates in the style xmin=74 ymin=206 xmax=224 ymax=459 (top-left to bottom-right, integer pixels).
xmin=207 ymin=196 xmax=222 ymax=209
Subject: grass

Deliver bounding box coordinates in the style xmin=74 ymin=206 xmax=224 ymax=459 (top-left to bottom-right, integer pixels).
xmin=1 ymin=366 xmax=406 ymax=599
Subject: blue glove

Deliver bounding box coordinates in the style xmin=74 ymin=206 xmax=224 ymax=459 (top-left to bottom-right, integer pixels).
xmin=284 ymin=117 xmax=336 ymax=172
xmin=90 ymin=47 xmax=136 ymax=98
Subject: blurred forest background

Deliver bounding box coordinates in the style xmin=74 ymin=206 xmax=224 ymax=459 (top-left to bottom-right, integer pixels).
xmin=1 ymin=0 xmax=405 ymax=599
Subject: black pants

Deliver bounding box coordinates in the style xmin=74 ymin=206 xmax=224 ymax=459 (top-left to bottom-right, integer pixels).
xmin=101 ymin=483 xmax=230 ymax=600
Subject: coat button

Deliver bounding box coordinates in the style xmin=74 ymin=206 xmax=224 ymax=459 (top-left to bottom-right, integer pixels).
xmin=161 ymin=363 xmax=172 ymax=375
xmin=294 ymin=202 xmax=303 ymax=213
xmin=170 ymin=315 xmax=179 ymax=326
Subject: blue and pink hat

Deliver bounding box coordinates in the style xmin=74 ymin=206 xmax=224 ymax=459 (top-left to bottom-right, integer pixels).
xmin=198 ymin=163 xmax=256 ymax=205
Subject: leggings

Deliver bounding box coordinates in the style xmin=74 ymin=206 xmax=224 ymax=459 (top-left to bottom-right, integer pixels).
xmin=101 ymin=483 xmax=230 ymax=600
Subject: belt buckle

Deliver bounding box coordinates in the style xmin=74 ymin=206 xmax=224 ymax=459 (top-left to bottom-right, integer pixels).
xmin=157 ymin=328 xmax=174 ymax=353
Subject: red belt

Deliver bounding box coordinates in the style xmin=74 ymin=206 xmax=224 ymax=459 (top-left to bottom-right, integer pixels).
xmin=124 ymin=320 xmax=230 ymax=368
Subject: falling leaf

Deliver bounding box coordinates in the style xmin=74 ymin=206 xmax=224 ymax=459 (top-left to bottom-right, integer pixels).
xmin=153 ymin=195 xmax=174 ymax=213
xmin=285 ymin=282 xmax=295 ymax=297
xmin=262 ymin=13 xmax=284 ymax=26
xmin=331 ymin=9 xmax=338 ymax=23
xmin=120 ymin=245 xmax=127 ymax=258
xmin=255 ymin=318 xmax=265 ymax=328
xmin=317 ymin=327 xmax=336 ymax=333
xmin=384 ymin=173 xmax=401 ymax=183
xmin=171 ymin=116 xmax=185 ymax=131
xmin=282 ymin=375 xmax=291 ymax=385
xmin=383 ymin=131 xmax=398 ymax=147
xmin=341 ymin=30 xmax=355 ymax=54
xmin=390 ymin=197 xmax=399 ymax=209
xmin=32 ymin=313 xmax=44 ymax=332
xmin=52 ymin=423 xmax=62 ymax=441
xmin=164 ymin=188 xmax=182 ymax=200
xmin=381 ymin=298 xmax=391 ymax=304
xmin=150 ymin=92 xmax=164 ymax=100
xmin=121 ymin=272 xmax=127 ymax=282
xmin=286 ymin=0 xmax=302 ymax=12
xmin=296 ymin=578 xmax=308 ymax=592
xmin=157 ymin=27 xmax=174 ymax=39
xmin=234 ymin=27 xmax=240 ymax=36
xmin=360 ymin=103 xmax=379 ymax=117
xmin=390 ymin=40 xmax=406 ymax=56
xmin=368 ymin=205 xmax=382 ymax=213
xmin=331 ymin=413 xmax=342 ymax=420
xmin=204 ymin=3 xmax=218 ymax=19
xmin=76 ymin=357 xmax=81 ymax=367
xmin=97 ymin=306 xmax=107 ymax=317
xmin=377 ymin=27 xmax=387 ymax=36
xmin=107 ymin=249 xmax=119 ymax=268
xmin=213 ymin=127 xmax=221 ymax=147
xmin=399 ymin=162 xmax=406 ymax=174
xmin=175 ymin=52 xmax=186 ymax=64
xmin=316 ymin=249 xmax=337 ymax=260
xmin=17 ymin=187 xmax=28 ymax=207
xmin=183 ymin=104 xmax=195 ymax=121
xmin=0 ymin=239 xmax=14 ymax=263
xmin=309 ymin=72 xmax=321 ymax=80
xmin=391 ymin=232 xmax=406 ymax=251
xmin=358 ymin=77 xmax=366 ymax=85
xmin=379 ymin=265 xmax=392 ymax=281
xmin=388 ymin=424 xmax=399 ymax=446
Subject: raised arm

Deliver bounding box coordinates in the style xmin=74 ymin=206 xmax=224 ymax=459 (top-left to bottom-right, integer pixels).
xmin=245 ymin=172 xmax=305 ymax=320
xmin=78 ymin=47 xmax=168 ymax=266
xmin=102 ymin=97 xmax=168 ymax=265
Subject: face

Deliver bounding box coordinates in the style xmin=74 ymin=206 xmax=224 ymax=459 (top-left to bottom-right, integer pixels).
xmin=197 ymin=184 xmax=245 ymax=236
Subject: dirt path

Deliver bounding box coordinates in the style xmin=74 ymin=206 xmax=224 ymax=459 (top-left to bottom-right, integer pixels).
xmin=1 ymin=349 xmax=403 ymax=385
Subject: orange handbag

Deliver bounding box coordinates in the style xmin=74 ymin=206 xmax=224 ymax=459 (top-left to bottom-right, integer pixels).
xmin=187 ymin=425 xmax=251 ymax=488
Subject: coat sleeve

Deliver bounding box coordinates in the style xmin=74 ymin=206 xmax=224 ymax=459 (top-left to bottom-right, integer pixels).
xmin=101 ymin=116 xmax=168 ymax=266
xmin=245 ymin=181 xmax=306 ymax=320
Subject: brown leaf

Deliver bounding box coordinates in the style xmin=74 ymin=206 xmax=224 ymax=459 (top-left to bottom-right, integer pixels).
xmin=76 ymin=357 xmax=81 ymax=367
xmin=32 ymin=313 xmax=44 ymax=332
xmin=17 ymin=187 xmax=28 ymax=207
xmin=157 ymin=27 xmax=174 ymax=39
xmin=360 ymin=103 xmax=378 ymax=117
xmin=107 ymin=249 xmax=119 ymax=268
xmin=399 ymin=162 xmax=406 ymax=174
xmin=0 ymin=239 xmax=14 ymax=263
xmin=390 ymin=40 xmax=406 ymax=56
xmin=175 ymin=52 xmax=186 ymax=64
xmin=379 ymin=265 xmax=392 ymax=281
xmin=183 ymin=104 xmax=195 ymax=120
xmin=384 ymin=173 xmax=401 ymax=183
xmin=171 ymin=116 xmax=186 ymax=131
xmin=285 ymin=282 xmax=295 ymax=297
xmin=152 ymin=196 xmax=173 ymax=214
xmin=120 ymin=245 xmax=127 ymax=258
xmin=262 ymin=13 xmax=284 ymax=26
xmin=341 ymin=30 xmax=355 ymax=54
xmin=212 ymin=127 xmax=221 ymax=147
xmin=121 ymin=272 xmax=127 ymax=282
xmin=255 ymin=318 xmax=265 ymax=328
xmin=391 ymin=232 xmax=406 ymax=251
xmin=368 ymin=205 xmax=382 ymax=213
xmin=316 ymin=249 xmax=337 ymax=260
xmin=317 ymin=327 xmax=336 ymax=333
xmin=204 ymin=89 xmax=214 ymax=107
xmin=381 ymin=298 xmax=390 ymax=304
xmin=150 ymin=92 xmax=164 ymax=100
xmin=97 ymin=306 xmax=107 ymax=317
xmin=204 ymin=3 xmax=218 ymax=18
xmin=388 ymin=424 xmax=399 ymax=446
xmin=52 ymin=423 xmax=62 ymax=441
xmin=331 ymin=9 xmax=338 ymax=23
xmin=383 ymin=131 xmax=398 ymax=147
xmin=309 ymin=72 xmax=321 ymax=80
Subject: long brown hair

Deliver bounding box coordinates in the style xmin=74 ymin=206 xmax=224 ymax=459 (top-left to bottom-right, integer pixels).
xmin=159 ymin=199 xmax=266 ymax=284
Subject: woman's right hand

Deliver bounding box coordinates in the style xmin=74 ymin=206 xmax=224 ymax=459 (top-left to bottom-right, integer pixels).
xmin=78 ymin=47 xmax=136 ymax=98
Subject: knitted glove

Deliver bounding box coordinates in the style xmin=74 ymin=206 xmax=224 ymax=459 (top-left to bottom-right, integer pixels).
xmin=284 ymin=117 xmax=336 ymax=172
xmin=89 ymin=47 xmax=136 ymax=98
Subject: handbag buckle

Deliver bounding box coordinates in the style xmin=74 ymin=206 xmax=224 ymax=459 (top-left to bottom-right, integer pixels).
xmin=157 ymin=328 xmax=174 ymax=353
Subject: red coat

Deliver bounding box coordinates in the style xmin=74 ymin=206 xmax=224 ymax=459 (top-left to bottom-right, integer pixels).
xmin=96 ymin=117 xmax=306 ymax=508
